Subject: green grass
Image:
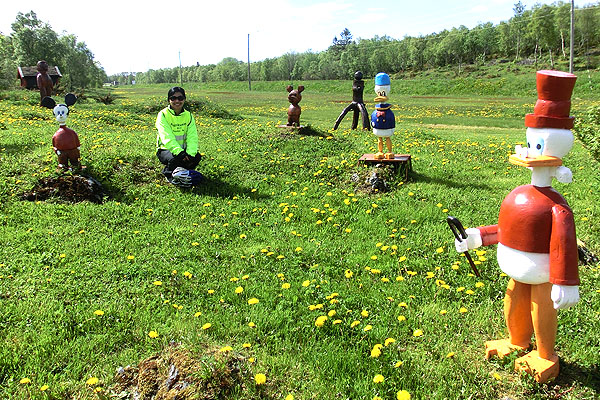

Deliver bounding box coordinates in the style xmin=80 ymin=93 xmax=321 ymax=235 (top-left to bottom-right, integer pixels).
xmin=0 ymin=81 xmax=599 ymax=399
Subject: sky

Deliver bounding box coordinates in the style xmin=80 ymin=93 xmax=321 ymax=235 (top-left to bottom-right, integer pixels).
xmin=0 ymin=0 xmax=566 ymax=76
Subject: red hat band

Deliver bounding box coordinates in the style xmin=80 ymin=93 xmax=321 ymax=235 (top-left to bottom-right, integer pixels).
xmin=525 ymin=70 xmax=577 ymax=129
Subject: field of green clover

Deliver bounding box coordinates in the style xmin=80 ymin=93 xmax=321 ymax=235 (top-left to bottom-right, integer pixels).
xmin=0 ymin=80 xmax=599 ymax=400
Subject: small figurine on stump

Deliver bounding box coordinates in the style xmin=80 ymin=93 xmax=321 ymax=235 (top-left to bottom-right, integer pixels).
xmin=371 ymin=73 xmax=395 ymax=159
xmin=41 ymin=94 xmax=83 ymax=172
xmin=453 ymin=70 xmax=580 ymax=383
xmin=36 ymin=60 xmax=54 ymax=105
xmin=279 ymin=85 xmax=304 ymax=129
xmin=333 ymin=71 xmax=370 ymax=130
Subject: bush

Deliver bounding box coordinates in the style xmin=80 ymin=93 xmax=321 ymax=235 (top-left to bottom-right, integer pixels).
xmin=573 ymin=105 xmax=600 ymax=162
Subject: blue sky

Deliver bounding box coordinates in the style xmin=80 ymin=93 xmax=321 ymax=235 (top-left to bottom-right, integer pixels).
xmin=1 ymin=0 xmax=565 ymax=75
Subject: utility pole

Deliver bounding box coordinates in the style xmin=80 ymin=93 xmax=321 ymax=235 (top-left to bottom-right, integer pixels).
xmin=248 ymin=33 xmax=251 ymax=91
xmin=179 ymin=51 xmax=183 ymax=86
xmin=569 ymin=0 xmax=575 ymax=73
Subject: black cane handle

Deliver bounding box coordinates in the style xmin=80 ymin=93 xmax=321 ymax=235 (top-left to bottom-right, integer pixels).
xmin=446 ymin=216 xmax=482 ymax=278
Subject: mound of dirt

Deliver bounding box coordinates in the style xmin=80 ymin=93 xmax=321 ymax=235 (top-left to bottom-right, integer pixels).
xmin=21 ymin=174 xmax=105 ymax=204
xmin=109 ymin=344 xmax=249 ymax=400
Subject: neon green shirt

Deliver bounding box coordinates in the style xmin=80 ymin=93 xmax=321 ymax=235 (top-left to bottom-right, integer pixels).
xmin=156 ymin=106 xmax=199 ymax=156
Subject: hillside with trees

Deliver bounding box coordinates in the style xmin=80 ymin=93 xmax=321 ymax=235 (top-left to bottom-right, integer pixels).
xmin=128 ymin=1 xmax=599 ymax=85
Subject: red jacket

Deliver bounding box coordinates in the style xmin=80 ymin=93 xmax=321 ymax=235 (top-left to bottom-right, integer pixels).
xmin=479 ymin=185 xmax=579 ymax=285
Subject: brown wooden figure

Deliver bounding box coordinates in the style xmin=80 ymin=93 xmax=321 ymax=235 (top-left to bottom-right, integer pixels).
xmin=333 ymin=71 xmax=370 ymax=130
xmin=286 ymin=85 xmax=304 ymax=127
xmin=36 ymin=61 xmax=54 ymax=104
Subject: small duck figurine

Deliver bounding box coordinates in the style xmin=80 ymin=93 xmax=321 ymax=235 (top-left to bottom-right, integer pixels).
xmin=370 ymin=72 xmax=395 ymax=159
xmin=455 ymin=70 xmax=579 ymax=383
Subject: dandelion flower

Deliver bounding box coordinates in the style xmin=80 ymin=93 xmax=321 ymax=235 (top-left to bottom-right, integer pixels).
xmin=413 ymin=329 xmax=423 ymax=337
xmin=446 ymin=352 xmax=455 ymax=358
xmin=373 ymin=374 xmax=384 ymax=383
xmin=315 ymin=315 xmax=328 ymax=327
xmin=384 ymin=338 xmax=396 ymax=346
xmin=344 ymin=269 xmax=353 ymax=278
xmin=94 ymin=310 xmax=104 ymax=316
xmin=397 ymin=315 xmax=406 ymax=322
xmin=328 ymin=310 xmax=336 ymax=317
xmin=475 ymin=282 xmax=485 ymax=288
xmin=248 ymin=298 xmax=259 ymax=305
xmin=235 ymin=286 xmax=244 ymax=294
xmin=153 ymin=281 xmax=162 ymax=286
xmin=440 ymin=310 xmax=447 ymax=315
xmin=371 ymin=344 xmax=382 ymax=358
xmin=148 ymin=331 xmax=159 ymax=338
xmin=127 ymin=255 xmax=135 ymax=260
xmin=202 ymin=323 xmax=212 ymax=330
xmin=282 ymin=283 xmax=291 ymax=289
xmin=194 ymin=311 xmax=202 ymax=317
xmin=394 ymin=361 xmax=403 ymax=368
xmin=243 ymin=343 xmax=251 ymax=348
xmin=302 ymin=280 xmax=311 ymax=287
xmin=86 ymin=377 xmax=99 ymax=386
xmin=254 ymin=373 xmax=266 ymax=385
xmin=459 ymin=307 xmax=468 ymax=313
xmin=19 ymin=378 xmax=31 ymax=384
xmin=350 ymin=320 xmax=360 ymax=328
xmin=248 ymin=322 xmax=256 ymax=328
xmin=40 ymin=385 xmax=49 ymax=391
xmin=397 ymin=390 xmax=411 ymax=400
xmin=219 ymin=346 xmax=233 ymax=352
xmin=361 ymin=310 xmax=369 ymax=317
xmin=285 ymin=395 xmax=294 ymax=400
xmin=363 ymin=325 xmax=372 ymax=332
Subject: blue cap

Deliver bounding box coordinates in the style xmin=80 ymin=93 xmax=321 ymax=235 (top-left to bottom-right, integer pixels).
xmin=375 ymin=72 xmax=390 ymax=86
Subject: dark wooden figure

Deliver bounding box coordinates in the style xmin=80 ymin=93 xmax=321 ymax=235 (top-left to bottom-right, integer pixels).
xmin=286 ymin=85 xmax=304 ymax=126
xmin=333 ymin=71 xmax=370 ymax=130
xmin=36 ymin=61 xmax=54 ymax=103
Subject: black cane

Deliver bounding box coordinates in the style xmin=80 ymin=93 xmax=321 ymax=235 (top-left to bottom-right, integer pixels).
xmin=446 ymin=216 xmax=481 ymax=278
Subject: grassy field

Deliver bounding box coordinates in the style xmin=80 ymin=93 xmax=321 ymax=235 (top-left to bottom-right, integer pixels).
xmin=0 ymin=78 xmax=599 ymax=400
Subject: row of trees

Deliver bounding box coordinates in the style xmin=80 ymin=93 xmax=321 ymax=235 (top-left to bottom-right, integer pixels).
xmin=0 ymin=11 xmax=106 ymax=90
xmin=127 ymin=1 xmax=599 ymax=85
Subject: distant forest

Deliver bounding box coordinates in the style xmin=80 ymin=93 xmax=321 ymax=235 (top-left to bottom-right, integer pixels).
xmin=1 ymin=2 xmax=599 ymax=90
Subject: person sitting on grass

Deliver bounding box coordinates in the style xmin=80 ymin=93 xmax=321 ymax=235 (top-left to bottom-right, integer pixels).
xmin=156 ymin=87 xmax=203 ymax=187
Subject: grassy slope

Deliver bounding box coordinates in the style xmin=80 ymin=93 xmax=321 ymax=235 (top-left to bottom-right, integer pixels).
xmin=0 ymin=72 xmax=599 ymax=399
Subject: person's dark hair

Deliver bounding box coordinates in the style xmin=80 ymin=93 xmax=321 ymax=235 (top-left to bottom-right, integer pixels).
xmin=168 ymin=87 xmax=186 ymax=101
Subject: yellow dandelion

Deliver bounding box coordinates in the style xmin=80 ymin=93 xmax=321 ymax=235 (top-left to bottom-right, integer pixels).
xmin=254 ymin=373 xmax=266 ymax=385
xmin=440 ymin=310 xmax=447 ymax=315
xmin=153 ymin=281 xmax=162 ymax=286
xmin=315 ymin=315 xmax=328 ymax=327
xmin=475 ymin=282 xmax=485 ymax=288
xmin=148 ymin=330 xmax=159 ymax=338
xmin=19 ymin=378 xmax=31 ymax=384
xmin=350 ymin=320 xmax=360 ymax=328
xmin=384 ymin=338 xmax=396 ymax=346
xmin=371 ymin=344 xmax=382 ymax=358
xmin=302 ymin=280 xmax=311 ymax=287
xmin=248 ymin=298 xmax=259 ymax=305
xmin=397 ymin=315 xmax=406 ymax=322
xmin=40 ymin=385 xmax=49 ymax=391
xmin=86 ymin=377 xmax=99 ymax=386
xmin=413 ymin=329 xmax=423 ymax=337
xmin=248 ymin=321 xmax=256 ymax=328
xmin=394 ymin=361 xmax=403 ymax=368
xmin=373 ymin=374 xmax=384 ymax=383
xmin=397 ymin=390 xmax=411 ymax=400
xmin=446 ymin=352 xmax=455 ymax=358
xmin=436 ymin=247 xmax=444 ymax=253
xmin=202 ymin=323 xmax=212 ymax=330
xmin=242 ymin=343 xmax=251 ymax=348
xmin=344 ymin=269 xmax=353 ymax=278
xmin=328 ymin=310 xmax=336 ymax=317
xmin=235 ymin=286 xmax=244 ymax=294
xmin=333 ymin=319 xmax=342 ymax=325
xmin=127 ymin=255 xmax=135 ymax=260
xmin=285 ymin=395 xmax=294 ymax=400
xmin=282 ymin=282 xmax=291 ymax=289
xmin=194 ymin=311 xmax=202 ymax=317
xmin=363 ymin=325 xmax=373 ymax=332
xmin=361 ymin=310 xmax=369 ymax=317
xmin=459 ymin=307 xmax=468 ymax=313
xmin=219 ymin=346 xmax=233 ymax=352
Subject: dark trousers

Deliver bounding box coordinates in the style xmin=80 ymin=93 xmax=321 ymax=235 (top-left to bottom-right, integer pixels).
xmin=157 ymin=149 xmax=201 ymax=178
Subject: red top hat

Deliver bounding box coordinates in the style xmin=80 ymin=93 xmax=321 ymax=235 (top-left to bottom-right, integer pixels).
xmin=525 ymin=70 xmax=577 ymax=129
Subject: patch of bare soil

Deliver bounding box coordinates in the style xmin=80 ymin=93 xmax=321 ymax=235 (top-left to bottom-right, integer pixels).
xmin=21 ymin=174 xmax=105 ymax=204
xmin=109 ymin=344 xmax=249 ymax=400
